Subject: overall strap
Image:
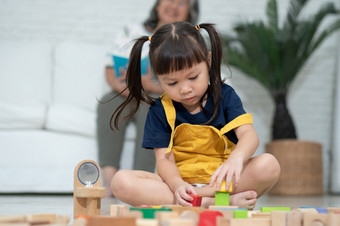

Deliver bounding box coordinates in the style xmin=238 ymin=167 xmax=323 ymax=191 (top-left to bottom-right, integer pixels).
xmin=160 ymin=94 xmax=176 ymax=153
xmin=220 ymin=113 xmax=253 ymax=135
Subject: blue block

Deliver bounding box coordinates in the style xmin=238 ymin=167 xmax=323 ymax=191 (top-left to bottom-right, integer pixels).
xmin=299 ymin=207 xmax=328 ymax=213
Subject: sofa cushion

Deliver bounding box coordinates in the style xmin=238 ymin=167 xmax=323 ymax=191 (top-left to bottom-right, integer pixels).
xmin=46 ymin=104 xmax=95 ymax=137
xmin=0 ymin=130 xmax=97 ymax=193
xmin=0 ymin=101 xmax=46 ymax=129
xmin=52 ymin=41 xmax=110 ymax=111
xmin=45 ymin=41 xmax=110 ymax=136
xmin=0 ymin=40 xmax=51 ymax=129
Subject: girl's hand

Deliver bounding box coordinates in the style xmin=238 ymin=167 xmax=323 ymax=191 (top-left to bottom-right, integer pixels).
xmin=209 ymin=152 xmax=245 ymax=191
xmin=174 ymin=182 xmax=198 ymax=206
xmin=210 ymin=124 xmax=259 ymax=191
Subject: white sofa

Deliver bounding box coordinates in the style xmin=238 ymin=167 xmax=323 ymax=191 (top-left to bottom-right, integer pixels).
xmin=0 ymin=40 xmax=135 ymax=193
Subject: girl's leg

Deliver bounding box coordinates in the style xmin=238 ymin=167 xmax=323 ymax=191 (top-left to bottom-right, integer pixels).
xmin=229 ymin=153 xmax=280 ymax=208
xmin=234 ymin=153 xmax=280 ymax=197
xmin=111 ymin=170 xmax=175 ymax=206
xmin=195 ymin=153 xmax=280 ymax=209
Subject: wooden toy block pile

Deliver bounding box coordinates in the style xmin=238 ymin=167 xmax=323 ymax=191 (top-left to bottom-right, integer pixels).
xmin=70 ymin=175 xmax=340 ymax=226
xmin=2 ymin=161 xmax=340 ymax=226
xmin=1 ymin=205 xmax=339 ymax=226
xmin=0 ymin=213 xmax=70 ymax=226
xmin=71 ymin=204 xmax=340 ymax=226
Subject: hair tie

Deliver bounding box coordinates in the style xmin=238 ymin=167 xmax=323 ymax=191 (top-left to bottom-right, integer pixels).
xmin=149 ymin=36 xmax=152 ymax=41
xmin=195 ymin=25 xmax=200 ymax=31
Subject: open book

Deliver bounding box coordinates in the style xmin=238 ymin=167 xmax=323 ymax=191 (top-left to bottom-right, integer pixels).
xmin=112 ymin=54 xmax=150 ymax=77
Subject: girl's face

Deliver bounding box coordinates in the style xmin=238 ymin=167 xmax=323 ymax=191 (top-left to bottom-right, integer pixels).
xmin=158 ymin=61 xmax=210 ymax=114
xmin=156 ymin=0 xmax=190 ymax=27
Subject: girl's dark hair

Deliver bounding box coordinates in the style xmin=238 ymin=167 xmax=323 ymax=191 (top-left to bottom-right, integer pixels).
xmin=111 ymin=22 xmax=224 ymax=130
xmin=144 ymin=0 xmax=200 ymax=31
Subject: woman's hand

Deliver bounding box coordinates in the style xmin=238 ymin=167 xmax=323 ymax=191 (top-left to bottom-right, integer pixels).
xmin=106 ymin=67 xmax=129 ymax=97
xmin=141 ymin=67 xmax=163 ymax=94
xmin=173 ymin=181 xmax=198 ymax=206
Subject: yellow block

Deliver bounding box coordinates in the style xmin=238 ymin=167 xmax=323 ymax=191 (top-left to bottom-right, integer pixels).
xmin=216 ymin=181 xmax=233 ymax=192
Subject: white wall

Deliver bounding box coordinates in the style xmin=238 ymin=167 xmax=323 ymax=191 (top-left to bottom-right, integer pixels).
xmin=331 ymin=35 xmax=340 ymax=193
xmin=0 ymin=0 xmax=339 ymax=191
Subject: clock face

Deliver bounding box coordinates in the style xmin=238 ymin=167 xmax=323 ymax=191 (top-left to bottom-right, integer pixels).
xmin=77 ymin=162 xmax=100 ymax=186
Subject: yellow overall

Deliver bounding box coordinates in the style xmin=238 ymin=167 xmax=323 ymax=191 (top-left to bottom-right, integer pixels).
xmin=161 ymin=94 xmax=253 ymax=184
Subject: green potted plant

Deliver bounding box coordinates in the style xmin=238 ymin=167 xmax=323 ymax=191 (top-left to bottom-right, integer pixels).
xmin=222 ymin=0 xmax=340 ymax=195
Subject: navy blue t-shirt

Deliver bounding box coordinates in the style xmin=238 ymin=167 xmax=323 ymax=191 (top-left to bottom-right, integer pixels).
xmin=142 ymin=83 xmax=246 ymax=149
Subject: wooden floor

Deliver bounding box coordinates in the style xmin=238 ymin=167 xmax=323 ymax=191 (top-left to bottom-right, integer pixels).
xmin=1 ymin=194 xmax=340 ymax=218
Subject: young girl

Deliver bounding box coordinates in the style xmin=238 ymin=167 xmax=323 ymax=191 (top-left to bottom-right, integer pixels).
xmin=110 ymin=22 xmax=280 ymax=209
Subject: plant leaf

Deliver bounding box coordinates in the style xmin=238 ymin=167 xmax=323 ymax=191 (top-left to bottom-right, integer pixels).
xmin=266 ymin=0 xmax=279 ymax=33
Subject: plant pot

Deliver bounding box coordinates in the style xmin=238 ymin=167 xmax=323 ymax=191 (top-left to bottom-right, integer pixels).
xmin=266 ymin=139 xmax=323 ymax=195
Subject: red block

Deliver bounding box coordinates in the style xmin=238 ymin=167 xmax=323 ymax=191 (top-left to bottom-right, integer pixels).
xmin=188 ymin=194 xmax=202 ymax=207
xmin=198 ymin=210 xmax=223 ymax=226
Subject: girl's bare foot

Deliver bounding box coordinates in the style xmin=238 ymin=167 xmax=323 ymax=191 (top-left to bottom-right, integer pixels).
xmin=230 ymin=191 xmax=257 ymax=209
xmin=200 ymin=191 xmax=257 ymax=209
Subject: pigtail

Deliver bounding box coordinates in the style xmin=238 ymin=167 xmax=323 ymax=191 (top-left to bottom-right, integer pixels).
xmin=110 ymin=36 xmax=154 ymax=130
xmin=198 ymin=23 xmax=224 ymax=124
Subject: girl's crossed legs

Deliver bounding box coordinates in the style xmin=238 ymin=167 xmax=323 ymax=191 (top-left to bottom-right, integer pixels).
xmin=111 ymin=153 xmax=280 ymax=209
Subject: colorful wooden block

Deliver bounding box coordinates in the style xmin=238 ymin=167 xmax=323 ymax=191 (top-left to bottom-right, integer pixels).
xmin=179 ymin=210 xmax=199 ymax=225
xmin=215 ymin=191 xmax=229 ymax=206
xmin=188 ymin=194 xmax=202 ymax=207
xmin=155 ymin=211 xmax=179 ymax=222
xmin=300 ymin=207 xmax=328 ymax=213
xmin=73 ymin=216 xmax=89 ymax=226
xmin=261 ymin=207 xmax=291 ymax=212
xmin=110 ymin=204 xmax=129 ymax=217
xmin=251 ymin=211 xmax=271 ymax=218
xmin=328 ymin=213 xmax=340 ymax=226
xmin=233 ymin=209 xmax=248 ymax=219
xmin=0 ymin=214 xmax=70 ymax=225
xmin=227 ymin=218 xmax=271 ymax=226
xmin=161 ymin=218 xmax=196 ymax=226
xmin=327 ymin=207 xmax=340 ymax=213
xmin=214 ymin=181 xmax=232 ymax=206
xmin=165 ymin=205 xmax=204 ymax=214
xmin=303 ymin=212 xmax=328 ymax=226
xmin=216 ymin=210 xmax=234 ymax=220
xmin=297 ymin=207 xmax=318 ymax=214
xmin=215 ymin=181 xmax=233 ymax=192
xmin=86 ymin=216 xmax=136 ymax=226
xmin=270 ymin=211 xmax=288 ymax=226
xmin=130 ymin=207 xmax=172 ymax=219
xmin=209 ymin=206 xmax=239 ymax=211
xmin=287 ymin=210 xmax=303 ymax=226
xmin=135 ymin=219 xmax=158 ymax=226
xmin=198 ymin=210 xmax=223 ymax=226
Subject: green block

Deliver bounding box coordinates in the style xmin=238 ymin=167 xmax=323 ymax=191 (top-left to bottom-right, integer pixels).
xmin=215 ymin=191 xmax=229 ymax=206
xmin=261 ymin=207 xmax=291 ymax=212
xmin=233 ymin=209 xmax=248 ymax=218
xmin=130 ymin=207 xmax=172 ymax=219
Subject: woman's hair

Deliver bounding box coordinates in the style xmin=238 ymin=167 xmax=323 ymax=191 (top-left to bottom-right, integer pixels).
xmin=111 ymin=22 xmax=224 ymax=130
xmin=144 ymin=0 xmax=200 ymax=31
